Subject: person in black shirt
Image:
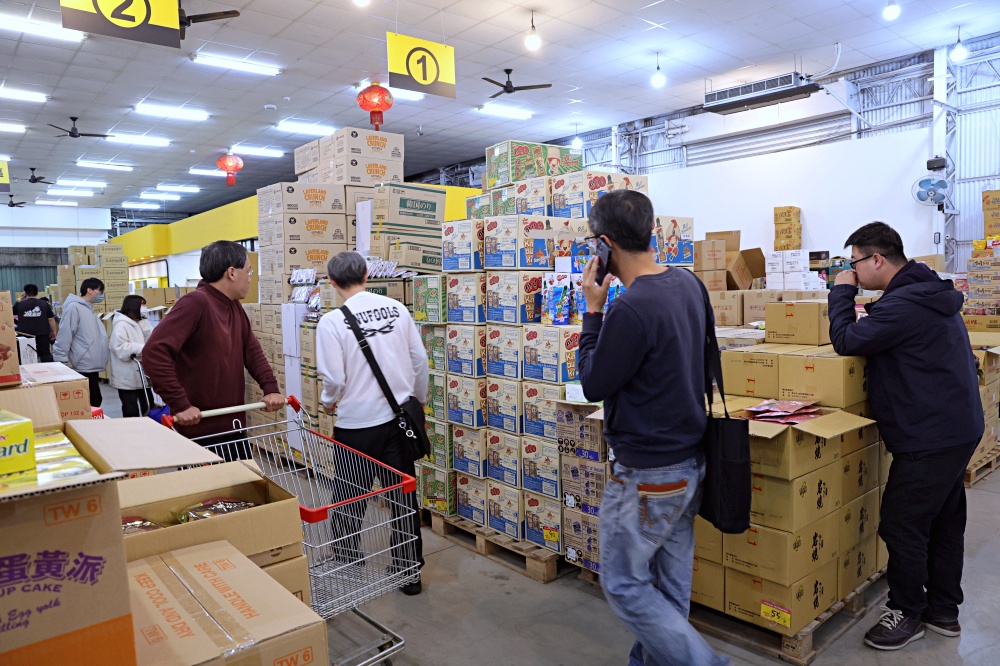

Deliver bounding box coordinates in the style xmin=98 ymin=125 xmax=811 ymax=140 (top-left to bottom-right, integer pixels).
xmin=13 ymin=284 xmax=58 ymax=362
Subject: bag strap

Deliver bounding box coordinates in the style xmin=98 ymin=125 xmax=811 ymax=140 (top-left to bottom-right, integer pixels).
xmin=339 ymin=305 xmax=403 ymax=416
xmin=697 ymin=281 xmax=729 ymax=419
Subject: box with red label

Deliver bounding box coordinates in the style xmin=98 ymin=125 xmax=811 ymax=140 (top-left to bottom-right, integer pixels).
xmin=456 ymin=472 xmax=487 ymax=525
xmin=446 ymin=272 xmax=486 ymax=324
xmin=551 ymin=171 xmax=648 ymax=219
xmin=466 ymin=194 xmax=493 ymax=220
xmin=486 ymin=479 xmax=523 ymax=539
xmin=20 ymin=362 xmax=91 ymax=421
xmin=513 ymin=176 xmax=553 ymax=216
xmin=485 ymin=323 xmax=521 ymax=379
xmin=446 ymin=324 xmax=487 ymax=377
xmin=486 ymin=270 xmax=545 ymax=324
xmin=483 ymin=215 xmax=520 ymax=269
xmin=522 ymin=324 xmax=581 ymax=384
xmin=485 ymin=140 xmax=583 ymax=189
xmin=522 ymin=381 xmax=564 ymax=440
xmin=651 ymin=215 xmax=695 ymax=266
xmin=521 ymin=216 xmax=591 ymax=270
xmin=447 ymin=375 xmax=487 ymax=429
xmin=485 ymin=429 xmax=521 ymax=487
xmin=442 ymin=219 xmax=484 ymax=272
xmin=453 ymin=425 xmax=488 ymax=477
xmin=521 ymin=436 xmax=560 ymax=499
xmin=524 ymin=491 xmax=563 ymax=553
xmin=486 ymin=378 xmax=523 ymax=434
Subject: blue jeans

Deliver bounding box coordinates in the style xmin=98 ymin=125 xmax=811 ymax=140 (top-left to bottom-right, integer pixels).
xmin=599 ymin=456 xmax=729 ymax=666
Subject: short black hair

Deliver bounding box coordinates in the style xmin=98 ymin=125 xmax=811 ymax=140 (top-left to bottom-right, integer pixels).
xmin=120 ymin=294 xmax=144 ymax=321
xmin=844 ymin=222 xmax=907 ymax=265
xmin=23 ymin=284 xmax=38 ymax=297
xmin=587 ymin=190 xmax=654 ymax=253
xmin=327 ymin=251 xmax=367 ymax=288
xmin=80 ymin=278 xmax=105 ymax=296
xmin=200 ymin=241 xmax=248 ymax=283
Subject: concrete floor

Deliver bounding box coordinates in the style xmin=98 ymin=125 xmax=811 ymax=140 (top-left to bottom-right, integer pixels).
xmin=97 ymin=384 xmax=1000 ymax=665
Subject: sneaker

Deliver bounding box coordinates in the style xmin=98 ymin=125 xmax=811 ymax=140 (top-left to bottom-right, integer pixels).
xmin=864 ymin=607 xmax=925 ymax=650
xmin=922 ymin=615 xmax=961 ymax=637
xmin=400 ymin=576 xmax=422 ymax=596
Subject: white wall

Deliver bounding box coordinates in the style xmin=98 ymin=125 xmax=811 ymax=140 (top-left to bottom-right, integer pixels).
xmin=0 ymin=207 xmax=112 ymax=247
xmin=166 ymin=251 xmax=202 ymax=286
xmin=646 ymin=128 xmax=940 ymax=258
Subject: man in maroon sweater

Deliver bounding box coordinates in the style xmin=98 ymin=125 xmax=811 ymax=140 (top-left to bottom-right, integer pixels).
xmin=143 ymin=241 xmax=284 ymax=448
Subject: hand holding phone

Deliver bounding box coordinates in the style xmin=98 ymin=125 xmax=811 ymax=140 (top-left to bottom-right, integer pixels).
xmin=594 ymin=237 xmax=611 ymax=285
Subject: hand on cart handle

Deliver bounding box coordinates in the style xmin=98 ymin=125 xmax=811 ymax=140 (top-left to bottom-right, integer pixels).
xmin=161 ymin=395 xmax=300 ymax=428
xmin=263 ymin=392 xmax=286 ymax=412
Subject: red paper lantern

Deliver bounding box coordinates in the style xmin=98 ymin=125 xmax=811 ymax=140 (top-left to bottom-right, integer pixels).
xmin=357 ymin=82 xmax=394 ymax=131
xmin=216 ymin=152 xmax=244 ymax=186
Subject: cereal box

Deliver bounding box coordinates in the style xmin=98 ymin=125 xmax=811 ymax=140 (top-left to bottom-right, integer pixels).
xmin=524 ymin=491 xmax=563 ymax=553
xmin=541 ymin=273 xmax=572 ymax=325
xmin=486 ymin=430 xmax=521 ymax=487
xmin=523 ymin=381 xmax=565 ymax=440
xmin=446 ymin=272 xmax=486 ymax=323
xmin=453 ymin=426 xmax=488 ymax=477
xmin=523 ymin=325 xmax=582 ymax=384
xmin=486 ymin=140 xmax=583 ymax=189
xmin=424 ymin=418 xmax=453 ymax=468
xmin=446 ymin=324 xmax=487 ymax=377
xmin=486 ymin=378 xmax=523 ymax=434
xmin=447 ymin=375 xmax=487 ymax=428
xmin=413 ymin=275 xmax=447 ymax=324
xmin=420 ymin=324 xmax=447 ymax=370
xmin=651 ymin=215 xmax=695 ymax=266
xmin=425 ymin=370 xmax=447 ymax=421
xmin=486 ymin=271 xmax=545 ymax=324
xmin=457 ymin=472 xmax=487 ymax=525
xmin=522 ymin=436 xmax=560 ymax=499
xmin=551 ymin=171 xmax=648 ymax=219
xmin=483 ymin=215 xmax=520 ymax=269
xmin=485 ymin=324 xmax=521 ymax=379
xmin=442 ymin=219 xmax=484 ymax=272
xmin=487 ymin=480 xmax=523 ymax=539
xmin=420 ymin=463 xmax=457 ymax=515
xmin=513 ymin=176 xmax=553 ymax=216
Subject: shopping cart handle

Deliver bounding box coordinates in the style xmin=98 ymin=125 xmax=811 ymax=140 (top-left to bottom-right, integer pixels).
xmin=161 ymin=396 xmax=300 ymax=428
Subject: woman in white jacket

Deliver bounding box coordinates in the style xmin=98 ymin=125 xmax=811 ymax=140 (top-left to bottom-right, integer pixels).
xmin=110 ymin=295 xmax=154 ymax=417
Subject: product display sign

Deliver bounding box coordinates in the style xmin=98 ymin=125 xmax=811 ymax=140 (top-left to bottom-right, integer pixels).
xmin=60 ymin=0 xmax=181 ymax=47
xmin=387 ymin=32 xmax=456 ymax=99
xmin=0 ymin=161 xmax=9 ymax=192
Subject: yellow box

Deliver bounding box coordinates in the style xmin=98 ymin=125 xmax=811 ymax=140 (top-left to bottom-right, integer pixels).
xmin=774 ymin=206 xmax=802 ymax=224
xmin=723 ymin=512 xmax=840 ymax=586
xmin=765 ymin=301 xmax=831 ymax=346
xmin=0 ymin=409 xmax=34 ymax=475
xmin=750 ymin=461 xmax=842 ymax=532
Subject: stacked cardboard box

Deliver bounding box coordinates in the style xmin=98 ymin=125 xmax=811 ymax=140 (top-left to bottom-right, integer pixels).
xmin=765 ymin=250 xmax=826 ymax=292
xmin=774 ymin=206 xmax=802 ymax=250
xmin=373 ymin=183 xmax=447 ymax=272
xmin=702 ymin=231 xmax=766 ymax=292
xmin=969 ymin=334 xmax=1000 ymax=470
xmin=484 ymin=140 xmax=583 ymax=190
xmin=983 ymin=189 xmax=1000 ymax=237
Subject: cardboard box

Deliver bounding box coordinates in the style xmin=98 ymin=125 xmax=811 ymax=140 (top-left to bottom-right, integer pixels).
xmin=524 ymin=491 xmax=562 ymax=553
xmin=0 ymin=473 xmax=136 ymax=665
xmin=724 ymin=512 xmax=839 ymax=586
xmin=694 ymin=240 xmax=727 ymax=272
xmin=695 ymin=515 xmax=724 ymax=564
xmin=972 ymin=345 xmax=1000 ymax=386
xmin=262 ymin=554 xmax=311 ymax=607
xmin=456 ymin=472 xmax=487 ymax=525
xmin=447 ymin=375 xmax=487 ymax=428
xmin=453 ymin=425 xmax=488 ymax=477
xmin=742 ymin=290 xmax=782 ymax=325
xmin=486 ymin=271 xmax=545 ymax=325
xmin=0 ymin=292 xmax=21 ymax=387
xmin=486 ymin=323 xmax=521 ymax=379
xmin=777 ymin=347 xmax=868 ymax=408
xmin=774 ymin=206 xmax=801 ymax=224
xmin=766 ymin=273 xmax=785 ymax=290
xmin=522 ymin=324 xmax=581 ymax=384
xmin=483 ymin=214 xmax=590 ymax=271
xmin=425 ymin=370 xmax=447 ymax=421
xmin=98 ymin=254 xmax=128 ymax=268
xmin=839 ymin=534 xmax=877 ymax=599
xmin=840 ymin=487 xmax=879 ymax=552
xmin=840 ymin=443 xmax=880 ymax=505
xmin=710 ymin=290 xmax=744 ymax=326
xmin=877 ymin=485 xmax=888 ymax=570
xmin=413 ymin=275 xmax=447 ymax=325
xmin=751 ymin=461 xmax=842 ymax=532
xmin=446 ymin=324 xmax=486 ymax=377
xmin=551 ymin=170 xmax=648 ymax=219
xmin=128 ymin=542 xmax=327 ymax=665
xmin=332 ymin=157 xmax=404 ymax=186
xmin=424 ymin=418 xmax=453 ymax=469
xmin=725 ymin=559 xmax=839 ymax=636
xmin=419 ymin=463 xmax=457 ymax=515
xmin=562 ymin=507 xmax=600 ymax=573
xmin=466 ymin=193 xmax=493 ymax=220
xmin=692 ymin=558 xmax=726 ymax=612
xmin=117 ymin=462 xmax=303 ymax=566
xmin=555 ymin=401 xmax=605 ymax=462
xmin=294 ymin=139 xmax=320 ymax=175
xmin=446 ymin=273 xmax=486 ymax=324
xmin=513 ymin=176 xmax=553 ymax=216
xmin=443 ymin=219 xmax=484 ymax=272
xmin=19 ymin=362 xmax=92 ymax=421
xmin=982 ymin=189 xmax=1000 ymax=210
xmin=878 ymin=442 xmax=891 ymax=486
xmin=486 ymin=378 xmax=522 ymax=434
xmin=765 ymin=301 xmax=831 ymax=345
xmin=721 ymin=343 xmax=816 ymax=399
xmin=521 ymin=435 xmax=560 ymax=499
xmin=257 ymin=182 xmax=346 ymax=214
xmin=572 ymin=458 xmax=608 ymax=516
xmin=0 ymin=408 xmax=35 ymax=475
xmin=717 ymin=328 xmax=766 ymax=352
xmin=281 ymin=242 xmax=345 ymax=275
xmin=523 ymin=381 xmax=564 ymax=440
xmin=486 ymin=140 xmax=583 ymax=189
xmin=269 ymin=213 xmax=349 ymax=245
xmin=486 ymin=480 xmax=523 ymax=538
xmin=485 ymin=429 xmax=521 ymax=487
xmin=374 ymin=184 xmax=445 ymax=227
xmin=695 ymin=270 xmax=728 ymax=292
xmin=491 ymin=186 xmax=517 ymax=216
xmin=330 ymin=127 xmax=404 ymax=161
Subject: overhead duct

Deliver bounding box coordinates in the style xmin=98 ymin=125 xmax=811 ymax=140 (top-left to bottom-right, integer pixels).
xmin=704 ymin=72 xmax=820 ymax=114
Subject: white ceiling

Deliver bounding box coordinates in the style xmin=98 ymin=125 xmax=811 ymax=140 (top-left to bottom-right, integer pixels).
xmin=2 ymin=0 xmax=1000 ymax=216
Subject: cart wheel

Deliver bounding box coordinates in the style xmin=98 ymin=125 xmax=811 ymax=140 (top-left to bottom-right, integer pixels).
xmin=382 ymin=659 xmax=392 ymax=666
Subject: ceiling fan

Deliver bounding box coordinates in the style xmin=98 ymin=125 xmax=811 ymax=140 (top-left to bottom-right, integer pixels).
xmin=27 ymin=168 xmax=53 ymax=185
xmin=7 ymin=195 xmax=26 ymax=208
xmin=48 ymin=117 xmax=111 ymax=139
xmin=179 ymin=4 xmax=241 ymax=40
xmin=482 ymin=69 xmax=553 ymax=99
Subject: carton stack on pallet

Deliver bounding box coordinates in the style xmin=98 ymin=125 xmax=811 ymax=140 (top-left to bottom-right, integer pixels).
xmin=967 ymin=337 xmax=1000 ymax=477
xmin=54 ymin=244 xmax=97 ymax=310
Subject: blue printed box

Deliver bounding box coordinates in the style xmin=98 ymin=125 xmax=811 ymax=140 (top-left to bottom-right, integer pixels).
xmin=521 ymin=437 xmax=560 ymax=500
xmin=487 ymin=479 xmax=523 ymax=539
xmin=457 ymin=472 xmax=487 ymax=525
xmin=522 ymin=381 xmax=564 ymax=440
xmin=486 ymin=379 xmax=522 ymax=435
xmin=486 ymin=271 xmax=544 ymax=324
xmin=485 ymin=324 xmax=521 ymax=380
xmin=446 ymin=273 xmax=486 ymax=323
xmin=447 ymin=376 xmax=486 ymax=429
xmin=443 ymin=219 xmax=484 ymax=272
xmin=524 ymin=491 xmax=562 ymax=553
xmin=452 ymin=425 xmax=487 ymax=477
xmin=485 ymin=430 xmax=521 ymax=487
xmin=446 ymin=324 xmax=486 ymax=377
xmin=651 ymin=215 xmax=695 ymax=266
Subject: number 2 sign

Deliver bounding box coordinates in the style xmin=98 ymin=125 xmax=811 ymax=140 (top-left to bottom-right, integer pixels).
xmin=387 ymin=33 xmax=456 ymax=99
xmin=60 ymin=0 xmax=181 ymax=47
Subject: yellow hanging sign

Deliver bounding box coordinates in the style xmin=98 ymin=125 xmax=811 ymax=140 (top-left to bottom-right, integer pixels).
xmin=0 ymin=161 xmax=9 ymax=193
xmin=386 ymin=33 xmax=456 ymax=99
xmin=60 ymin=0 xmax=181 ymax=48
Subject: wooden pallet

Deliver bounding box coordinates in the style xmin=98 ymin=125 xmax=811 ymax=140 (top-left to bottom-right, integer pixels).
xmin=966 ymin=446 xmax=1000 ymax=487
xmin=429 ymin=512 xmax=573 ymax=583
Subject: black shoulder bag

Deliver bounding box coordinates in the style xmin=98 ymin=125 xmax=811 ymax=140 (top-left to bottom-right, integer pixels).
xmin=697 ymin=286 xmax=752 ymax=534
xmin=339 ymin=305 xmax=431 ymax=462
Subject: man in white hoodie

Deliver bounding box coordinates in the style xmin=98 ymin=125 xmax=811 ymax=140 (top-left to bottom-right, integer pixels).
xmin=54 ymin=278 xmax=111 ymax=407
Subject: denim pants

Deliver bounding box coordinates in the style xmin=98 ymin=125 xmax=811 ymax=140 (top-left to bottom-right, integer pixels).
xmin=599 ymin=456 xmax=728 ymax=666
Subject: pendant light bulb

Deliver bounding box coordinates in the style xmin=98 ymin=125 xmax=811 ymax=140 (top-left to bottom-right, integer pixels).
xmin=353 ymin=0 xmax=371 ymax=7
xmin=525 ymin=11 xmax=541 ymax=51
xmin=571 ymin=123 xmax=583 ymax=149
xmin=949 ymin=27 xmax=968 ymax=63
xmin=882 ymin=0 xmax=900 ymax=21
xmin=650 ymin=52 xmax=666 ymax=89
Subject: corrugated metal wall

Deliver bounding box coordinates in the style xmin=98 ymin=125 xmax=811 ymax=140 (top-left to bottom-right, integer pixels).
xmin=685 ymin=113 xmax=853 ymax=167
xmin=0 ymin=267 xmax=58 ymax=297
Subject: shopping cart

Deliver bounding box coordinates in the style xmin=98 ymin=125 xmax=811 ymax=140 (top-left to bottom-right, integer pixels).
xmin=166 ymin=399 xmax=421 ymax=666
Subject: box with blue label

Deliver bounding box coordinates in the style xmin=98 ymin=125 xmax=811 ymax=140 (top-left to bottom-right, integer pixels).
xmin=541 ymin=273 xmax=572 ymax=325
xmin=486 ymin=324 xmax=521 ymax=379
xmin=423 ymin=418 xmax=453 ymax=468
xmin=580 ymin=459 xmax=609 ymax=516
xmin=446 ymin=324 xmax=486 ymax=377
xmin=486 ymin=430 xmax=521 ymax=487
xmin=526 ymin=216 xmax=591 ymax=270
xmin=483 ymin=215 xmax=520 ymax=269
xmin=563 ymin=507 xmax=600 ymax=573
xmin=522 ymin=436 xmax=560 ymax=500
xmin=486 ymin=378 xmax=522 ymax=434
xmin=487 ymin=480 xmax=523 ymax=539
xmin=447 ymin=375 xmax=487 ymax=428
xmin=452 ymin=425 xmax=488 ymax=477
xmin=486 ymin=271 xmax=544 ymax=324
xmin=523 ymin=325 xmax=582 ymax=384
xmin=555 ymin=401 xmax=606 ymax=462
xmin=457 ymin=473 xmax=487 ymax=525
xmin=651 ymin=215 xmax=695 ymax=266
xmin=446 ymin=273 xmax=486 ymax=323
xmin=524 ymin=491 xmax=563 ymax=553
xmin=551 ymin=171 xmax=649 ymax=219
xmin=523 ymin=381 xmax=564 ymax=440
xmin=513 ymin=177 xmax=552 ymax=216
xmin=442 ymin=219 xmax=484 ymax=272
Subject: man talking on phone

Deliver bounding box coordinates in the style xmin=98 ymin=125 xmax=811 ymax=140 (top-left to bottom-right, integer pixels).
xmin=577 ymin=190 xmax=728 ymax=666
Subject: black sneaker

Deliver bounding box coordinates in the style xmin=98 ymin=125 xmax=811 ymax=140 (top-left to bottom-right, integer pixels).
xmin=864 ymin=607 xmax=925 ymax=650
xmin=400 ymin=576 xmax=422 ymax=596
xmin=922 ymin=615 xmax=961 ymax=637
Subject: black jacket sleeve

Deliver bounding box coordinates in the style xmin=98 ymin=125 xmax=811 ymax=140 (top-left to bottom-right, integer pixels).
xmin=577 ymin=302 xmax=649 ymax=402
xmin=828 ymin=285 xmax=905 ymax=356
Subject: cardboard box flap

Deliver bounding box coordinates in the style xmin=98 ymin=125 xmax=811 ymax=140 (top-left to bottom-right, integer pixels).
xmin=742 ymin=248 xmax=767 ymax=279
xmin=19 ymin=362 xmax=86 ymax=385
xmin=746 ymin=419 xmax=791 ymax=440
xmin=0 ymin=471 xmax=123 ymax=503
xmin=586 ymin=407 xmax=605 ymax=422
xmin=794 ymin=411 xmax=875 ymax=439
xmin=0 ymin=384 xmax=63 ymax=432
xmin=66 ymin=418 xmax=222 ymax=473
xmin=118 ymin=461 xmax=279 ymax=507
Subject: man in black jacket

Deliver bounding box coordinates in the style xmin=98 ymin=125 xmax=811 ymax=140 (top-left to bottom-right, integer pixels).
xmin=829 ymin=222 xmax=983 ymax=651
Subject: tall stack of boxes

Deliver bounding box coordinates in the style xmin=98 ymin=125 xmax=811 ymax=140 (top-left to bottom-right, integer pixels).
xmin=774 ymin=206 xmax=802 ymax=251
xmin=765 ymin=250 xmax=826 ymax=292
xmin=983 ymin=189 xmax=1000 ymax=238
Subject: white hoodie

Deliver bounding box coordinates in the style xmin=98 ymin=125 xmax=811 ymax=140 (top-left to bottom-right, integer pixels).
xmin=109 ymin=312 xmax=150 ymax=390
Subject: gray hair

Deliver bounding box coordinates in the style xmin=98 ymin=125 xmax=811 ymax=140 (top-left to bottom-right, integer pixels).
xmin=327 ymin=251 xmax=367 ymax=287
xmin=200 ymin=240 xmax=248 ymax=282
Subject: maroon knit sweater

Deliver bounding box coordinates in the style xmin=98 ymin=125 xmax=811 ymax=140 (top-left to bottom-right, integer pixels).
xmin=143 ymin=281 xmax=279 ymax=439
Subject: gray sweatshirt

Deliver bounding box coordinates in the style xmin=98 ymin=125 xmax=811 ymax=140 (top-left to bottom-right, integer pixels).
xmin=53 ymin=295 xmax=110 ymax=373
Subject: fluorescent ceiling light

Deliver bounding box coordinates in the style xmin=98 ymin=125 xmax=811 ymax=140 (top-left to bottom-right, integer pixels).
xmin=46 ymin=188 xmax=93 ymax=197
xmin=122 ymin=201 xmax=159 ymax=210
xmin=56 ymin=179 xmax=106 ymax=188
xmin=275 ymin=120 xmax=337 ymax=135
xmin=140 ymin=192 xmax=180 ymax=201
xmin=77 ymin=160 xmax=132 ymax=171
xmin=191 ymin=54 xmax=280 ymax=76
xmin=157 ymin=184 xmax=199 ymax=193
xmin=135 ymin=102 xmax=209 ymax=121
xmin=0 ymin=154 xmax=10 ymax=162
xmin=478 ymin=104 xmax=533 ymax=120
xmin=35 ymin=199 xmax=78 ymax=207
xmin=0 ymin=87 xmax=47 ymax=103
xmin=189 ymin=167 xmax=226 ymax=177
xmin=0 ymin=123 xmax=27 ymax=133
xmin=106 ymin=133 xmax=170 ymax=147
xmin=0 ymin=16 xmax=85 ymax=42
xmin=230 ymin=145 xmax=284 ymax=158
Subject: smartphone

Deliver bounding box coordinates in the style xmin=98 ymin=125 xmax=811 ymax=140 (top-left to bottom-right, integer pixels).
xmin=595 ymin=238 xmax=611 ymax=284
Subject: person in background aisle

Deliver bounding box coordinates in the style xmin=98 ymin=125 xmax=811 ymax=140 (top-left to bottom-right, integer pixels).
xmin=828 ymin=222 xmax=983 ymax=651
xmin=577 ymin=190 xmax=729 ymax=666
xmin=109 ymin=295 xmax=154 ymax=418
xmin=143 ymin=241 xmax=284 ymax=455
xmin=53 ymin=278 xmax=109 ymax=407
xmin=13 ymin=284 xmax=58 ymax=362
xmin=316 ymin=251 xmax=429 ymax=596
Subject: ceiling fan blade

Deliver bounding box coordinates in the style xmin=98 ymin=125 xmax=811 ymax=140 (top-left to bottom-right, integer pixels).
xmin=188 ymin=10 xmax=240 ymax=22
xmin=48 ymin=124 xmax=70 ymax=132
xmin=180 ymin=24 xmax=187 ymax=39
xmin=54 ymin=133 xmax=68 ymax=138
xmin=512 ymin=84 xmax=553 ymax=91
xmin=39 ymin=179 xmax=54 ymax=185
xmin=79 ymin=132 xmax=111 ymax=137
xmin=490 ymin=90 xmax=507 ymax=99
xmin=482 ymin=77 xmax=505 ymax=87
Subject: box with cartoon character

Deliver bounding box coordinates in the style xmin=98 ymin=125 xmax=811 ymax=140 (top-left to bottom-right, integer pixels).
xmin=551 ymin=171 xmax=649 ymax=219
xmin=442 ymin=219 xmax=484 ymax=272
xmin=485 ymin=323 xmax=521 ymax=379
xmin=446 ymin=272 xmax=486 ymax=323
xmin=446 ymin=324 xmax=487 ymax=377
xmin=541 ymin=273 xmax=572 ymax=325
xmin=524 ymin=491 xmax=563 ymax=553
xmin=486 ymin=140 xmax=584 ymax=189
xmin=521 ymin=216 xmax=591 ymax=271
xmin=453 ymin=426 xmax=488 ymax=477
xmin=651 ymin=215 xmax=695 ymax=266
xmin=485 ymin=430 xmax=521 ymax=487
xmin=513 ymin=176 xmax=553 ymax=216
xmin=457 ymin=472 xmax=487 ymax=525
xmin=486 ymin=480 xmax=523 ymax=539
xmin=486 ymin=270 xmax=544 ymax=324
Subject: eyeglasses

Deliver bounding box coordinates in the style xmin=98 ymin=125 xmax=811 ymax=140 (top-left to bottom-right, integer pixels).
xmin=236 ymin=266 xmax=254 ymax=277
xmin=849 ymin=255 xmax=874 ymax=270
xmin=583 ymin=234 xmax=603 ymax=250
